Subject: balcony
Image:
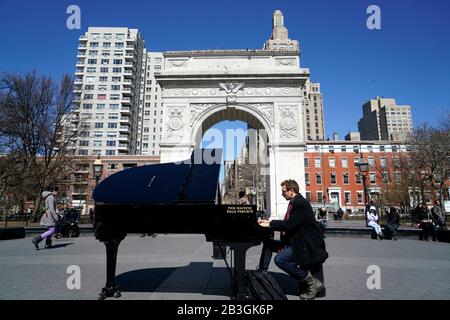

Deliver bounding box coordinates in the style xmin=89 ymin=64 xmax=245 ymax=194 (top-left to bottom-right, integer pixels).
xmin=79 ymin=35 xmax=88 ymax=41
xmin=120 ymin=117 xmax=130 ymax=123
xmin=121 ymin=97 xmax=132 ymax=105
xmin=120 ymin=107 xmax=131 ymax=114
xmin=118 ymin=135 xmax=129 ymax=140
xmin=119 ymin=126 xmax=129 ymax=132
xmin=122 ymin=88 xmax=132 ymax=95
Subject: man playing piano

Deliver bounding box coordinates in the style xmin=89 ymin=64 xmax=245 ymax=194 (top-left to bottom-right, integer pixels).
xmin=258 ymin=179 xmax=328 ymax=300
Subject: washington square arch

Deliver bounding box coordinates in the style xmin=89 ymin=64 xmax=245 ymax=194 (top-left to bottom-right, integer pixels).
xmin=156 ymin=11 xmax=311 ymax=220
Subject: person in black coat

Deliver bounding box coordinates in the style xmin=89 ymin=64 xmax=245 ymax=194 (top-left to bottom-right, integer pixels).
xmin=258 ymin=179 xmax=328 ymax=300
xmin=385 ymin=205 xmax=400 ymax=240
xmin=412 ymin=203 xmax=435 ymax=241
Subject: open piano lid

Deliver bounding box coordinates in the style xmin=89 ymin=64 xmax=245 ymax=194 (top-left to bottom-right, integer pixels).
xmin=92 ymin=149 xmax=222 ymax=205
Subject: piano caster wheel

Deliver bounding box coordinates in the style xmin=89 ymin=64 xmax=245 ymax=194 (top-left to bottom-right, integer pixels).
xmin=98 ymin=286 xmax=121 ymax=300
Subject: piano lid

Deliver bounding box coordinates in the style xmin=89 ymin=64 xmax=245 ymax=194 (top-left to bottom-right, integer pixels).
xmin=92 ymin=149 xmax=222 ymax=205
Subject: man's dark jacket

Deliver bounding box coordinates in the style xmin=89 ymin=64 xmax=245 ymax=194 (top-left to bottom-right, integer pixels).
xmin=270 ymin=193 xmax=328 ymax=267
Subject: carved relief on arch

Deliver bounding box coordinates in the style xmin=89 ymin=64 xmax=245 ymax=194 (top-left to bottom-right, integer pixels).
xmin=279 ymin=105 xmax=298 ymax=138
xmin=190 ymin=103 xmax=222 ymax=127
xmin=166 ymin=106 xmax=186 ymax=141
xmin=241 ymin=103 xmax=274 ymax=128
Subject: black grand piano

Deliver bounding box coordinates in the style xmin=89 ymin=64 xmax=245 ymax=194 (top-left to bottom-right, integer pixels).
xmin=93 ymin=148 xmax=273 ymax=300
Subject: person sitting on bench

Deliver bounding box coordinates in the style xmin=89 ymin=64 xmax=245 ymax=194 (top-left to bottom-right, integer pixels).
xmin=367 ymin=205 xmax=383 ymax=240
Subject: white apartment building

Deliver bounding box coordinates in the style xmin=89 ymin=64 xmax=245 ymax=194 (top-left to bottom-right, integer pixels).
xmin=73 ymin=27 xmax=145 ymax=156
xmin=358 ymin=97 xmax=413 ymax=141
xmin=136 ymin=50 xmax=164 ymax=155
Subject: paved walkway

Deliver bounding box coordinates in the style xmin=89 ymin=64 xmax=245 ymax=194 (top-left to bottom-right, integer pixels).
xmin=1 ymin=234 xmax=449 ymax=300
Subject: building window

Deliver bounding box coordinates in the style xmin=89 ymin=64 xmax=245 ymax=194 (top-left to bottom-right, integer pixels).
xmin=356 ymin=174 xmax=362 ymax=184
xmin=304 ymin=157 xmax=309 ymax=168
xmin=315 ymin=157 xmax=321 ymax=168
xmin=341 ymin=158 xmax=348 ymax=168
xmin=316 ymin=173 xmax=322 ymax=185
xmin=93 ymin=140 xmax=102 ymax=147
xmin=305 ymin=192 xmax=311 ymax=202
xmin=317 ymin=192 xmax=323 ymax=203
xmin=107 ymin=141 xmax=116 ymax=147
xmin=345 ymin=192 xmax=351 ymax=204
xmin=380 ymin=157 xmax=387 ymax=168
xmin=305 ymin=173 xmax=310 ymax=185
xmin=370 ymin=172 xmax=376 ymax=184
xmin=394 ymin=172 xmax=401 ymax=183
xmin=330 ymin=173 xmax=336 ymax=184
xmin=357 ymin=192 xmax=363 ymax=204
xmin=382 ymin=172 xmax=389 ymax=183
xmin=108 ymin=163 xmax=119 ymax=170
xmin=343 ymin=173 xmax=349 ymax=184
xmin=106 ymin=150 xmax=115 ymax=156
xmin=329 ymin=158 xmax=335 ymax=168
xmin=368 ymin=156 xmax=375 ymax=167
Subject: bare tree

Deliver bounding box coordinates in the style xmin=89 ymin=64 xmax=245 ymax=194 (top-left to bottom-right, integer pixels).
xmin=406 ymin=120 xmax=450 ymax=206
xmin=0 ymin=71 xmax=79 ymax=221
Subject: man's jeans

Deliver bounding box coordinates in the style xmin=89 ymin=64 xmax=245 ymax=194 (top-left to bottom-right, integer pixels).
xmin=274 ymin=246 xmax=308 ymax=281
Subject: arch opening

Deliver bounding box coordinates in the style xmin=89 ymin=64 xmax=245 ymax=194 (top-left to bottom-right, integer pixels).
xmin=195 ymin=107 xmax=272 ymax=213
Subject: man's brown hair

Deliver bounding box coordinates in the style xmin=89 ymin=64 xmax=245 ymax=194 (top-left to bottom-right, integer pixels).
xmin=281 ymin=179 xmax=299 ymax=193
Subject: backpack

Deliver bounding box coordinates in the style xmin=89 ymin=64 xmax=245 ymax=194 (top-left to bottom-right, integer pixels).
xmin=246 ymin=271 xmax=287 ymax=300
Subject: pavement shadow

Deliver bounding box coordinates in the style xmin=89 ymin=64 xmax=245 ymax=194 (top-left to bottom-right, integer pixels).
xmin=116 ymin=267 xmax=178 ymax=292
xmin=270 ymin=272 xmax=302 ymax=296
xmin=41 ymin=243 xmax=75 ymax=250
xmin=115 ymin=262 xmax=231 ymax=296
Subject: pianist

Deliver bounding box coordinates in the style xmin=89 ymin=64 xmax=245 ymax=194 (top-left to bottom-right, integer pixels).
xmin=257 ymin=179 xmax=328 ymax=300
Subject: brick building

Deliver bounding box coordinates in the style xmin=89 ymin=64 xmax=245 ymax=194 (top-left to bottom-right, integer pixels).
xmin=304 ymin=141 xmax=410 ymax=212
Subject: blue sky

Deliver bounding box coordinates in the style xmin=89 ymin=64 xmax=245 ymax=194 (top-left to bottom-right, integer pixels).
xmin=1 ymin=0 xmax=449 ymax=168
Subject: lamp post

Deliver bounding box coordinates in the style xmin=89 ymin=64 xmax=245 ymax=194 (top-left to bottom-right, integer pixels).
xmin=93 ymin=155 xmax=103 ymax=186
xmin=356 ymin=156 xmax=369 ymax=226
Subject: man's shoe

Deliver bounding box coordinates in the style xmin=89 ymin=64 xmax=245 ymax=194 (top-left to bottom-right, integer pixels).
xmin=32 ymin=236 xmax=43 ymax=250
xmin=299 ymin=272 xmax=324 ymax=300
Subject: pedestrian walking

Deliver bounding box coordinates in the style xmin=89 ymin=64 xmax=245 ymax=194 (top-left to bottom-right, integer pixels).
xmin=32 ymin=186 xmax=60 ymax=249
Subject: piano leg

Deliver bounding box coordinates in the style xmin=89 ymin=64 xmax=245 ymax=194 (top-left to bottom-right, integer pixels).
xmin=227 ymin=242 xmax=259 ymax=300
xmin=98 ymin=237 xmax=123 ymax=300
